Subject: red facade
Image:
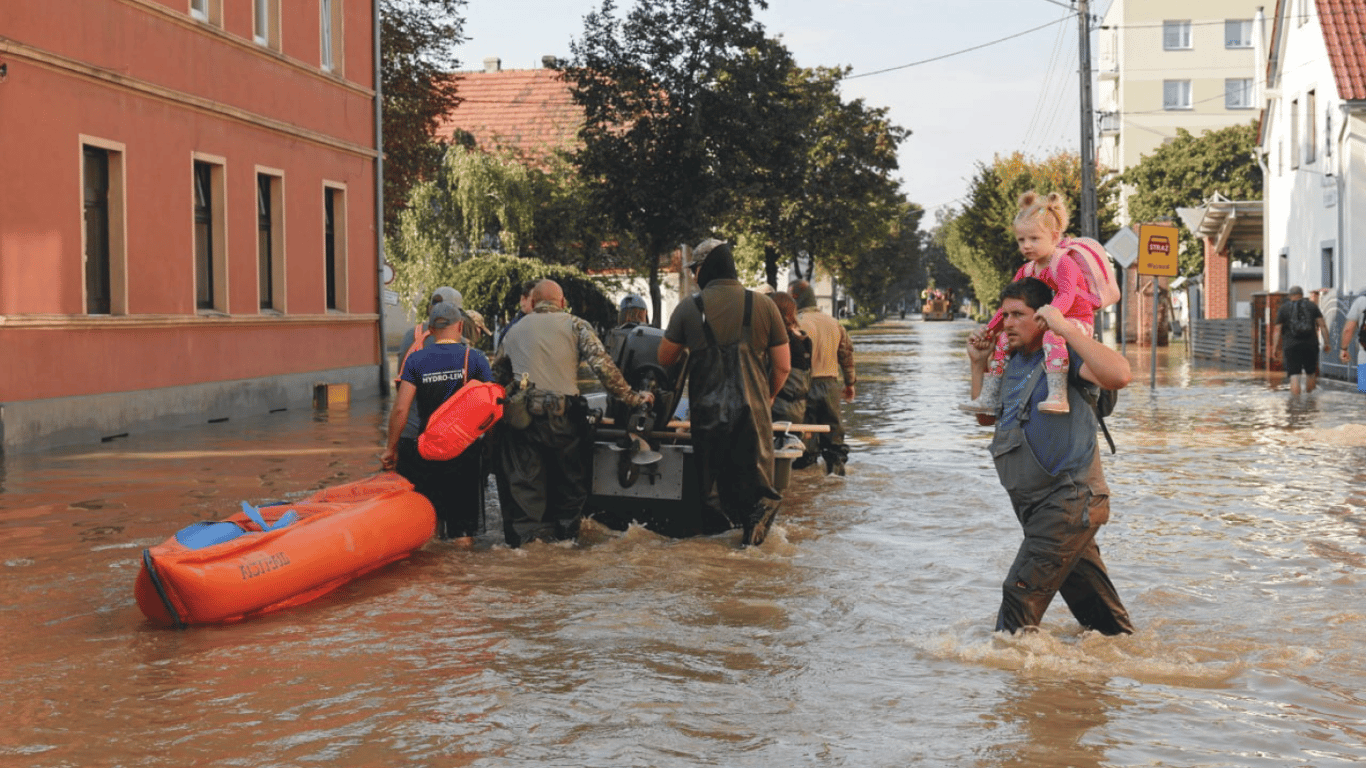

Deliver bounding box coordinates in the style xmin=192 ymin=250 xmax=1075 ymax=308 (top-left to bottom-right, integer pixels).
xmin=0 ymin=0 xmax=381 ymax=451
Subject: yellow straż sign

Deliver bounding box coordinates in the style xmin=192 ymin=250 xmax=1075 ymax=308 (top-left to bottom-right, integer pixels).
xmin=1137 ymin=224 xmax=1179 ymax=277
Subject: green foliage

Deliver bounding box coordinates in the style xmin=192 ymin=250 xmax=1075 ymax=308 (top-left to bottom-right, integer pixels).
xmin=448 ymin=254 xmax=617 ymax=330
xmin=942 ymin=150 xmax=1118 ymax=311
xmin=1121 ymin=121 xmax=1262 ymax=275
xmin=380 ymin=0 xmax=466 ymax=237
xmin=568 ymin=0 xmax=772 ymax=312
xmin=396 ymin=144 xmax=535 ymax=262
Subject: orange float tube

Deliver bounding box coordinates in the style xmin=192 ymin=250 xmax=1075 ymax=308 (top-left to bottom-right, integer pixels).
xmin=134 ymin=473 xmax=436 ymax=627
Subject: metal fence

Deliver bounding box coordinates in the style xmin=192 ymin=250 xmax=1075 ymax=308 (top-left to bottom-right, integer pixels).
xmin=1191 ymin=292 xmax=1363 ymax=385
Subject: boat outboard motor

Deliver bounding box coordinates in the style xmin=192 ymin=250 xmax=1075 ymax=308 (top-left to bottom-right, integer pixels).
xmin=602 ymin=324 xmax=684 ymax=479
xmin=603 ymin=324 xmax=685 ymax=429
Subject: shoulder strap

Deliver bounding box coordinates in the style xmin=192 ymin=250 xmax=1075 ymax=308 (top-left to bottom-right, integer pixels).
xmin=1067 ymin=365 xmax=1116 ymax=454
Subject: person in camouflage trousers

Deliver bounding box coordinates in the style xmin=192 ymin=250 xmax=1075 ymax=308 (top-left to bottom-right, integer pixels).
xmin=491 ymin=280 xmax=654 ymax=547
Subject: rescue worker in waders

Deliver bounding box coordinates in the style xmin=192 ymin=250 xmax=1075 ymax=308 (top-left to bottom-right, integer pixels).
xmin=658 ymin=239 xmax=791 ymax=546
xmin=965 ymin=277 xmax=1134 ymax=635
xmin=491 ymin=280 xmax=654 ymax=547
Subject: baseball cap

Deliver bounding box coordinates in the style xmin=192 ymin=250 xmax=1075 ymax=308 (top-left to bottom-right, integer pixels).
xmin=428 ymin=301 xmax=463 ymax=329
xmin=464 ymin=309 xmax=491 ymax=335
xmin=689 ymin=238 xmax=727 ymax=270
xmin=431 ymin=286 xmax=463 ymax=309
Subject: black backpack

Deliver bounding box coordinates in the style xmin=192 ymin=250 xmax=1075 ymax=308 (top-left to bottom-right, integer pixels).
xmin=1289 ymin=299 xmax=1315 ymax=337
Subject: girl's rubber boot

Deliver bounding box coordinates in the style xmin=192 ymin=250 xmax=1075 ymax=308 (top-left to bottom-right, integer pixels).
xmin=958 ymin=372 xmax=1001 ymax=414
xmin=1039 ymin=370 xmax=1070 ymax=414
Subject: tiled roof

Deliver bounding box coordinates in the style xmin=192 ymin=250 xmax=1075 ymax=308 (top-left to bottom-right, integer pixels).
xmin=1320 ymin=0 xmax=1366 ymax=100
xmin=434 ymin=68 xmax=583 ymax=162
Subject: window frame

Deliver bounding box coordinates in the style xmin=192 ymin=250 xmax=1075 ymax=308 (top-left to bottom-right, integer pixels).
xmin=1163 ymin=20 xmax=1192 ymax=51
xmin=256 ymin=169 xmax=286 ymax=313
xmin=1225 ymin=19 xmax=1253 ymax=49
xmin=253 ymin=0 xmax=280 ymax=50
xmin=80 ymin=139 xmax=128 ymax=316
xmin=1163 ymin=80 xmax=1192 ymax=111
xmin=320 ymin=0 xmax=344 ymax=74
xmin=1290 ymin=98 xmax=1300 ymax=169
xmin=1305 ymin=90 xmax=1317 ymax=164
xmin=192 ymin=154 xmax=229 ymax=313
xmin=323 ymin=182 xmax=349 ymax=312
xmin=1225 ymin=78 xmax=1254 ymax=110
xmin=189 ymin=0 xmax=221 ymax=25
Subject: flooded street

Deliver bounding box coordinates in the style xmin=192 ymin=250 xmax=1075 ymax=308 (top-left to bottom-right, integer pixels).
xmin=4 ymin=317 xmax=1366 ymax=767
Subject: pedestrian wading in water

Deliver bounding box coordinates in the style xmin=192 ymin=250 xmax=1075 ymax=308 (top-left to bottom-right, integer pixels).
xmin=965 ymin=277 xmax=1134 ymax=636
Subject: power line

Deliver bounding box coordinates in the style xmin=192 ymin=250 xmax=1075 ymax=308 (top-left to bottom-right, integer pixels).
xmin=843 ymin=17 xmax=1073 ymax=80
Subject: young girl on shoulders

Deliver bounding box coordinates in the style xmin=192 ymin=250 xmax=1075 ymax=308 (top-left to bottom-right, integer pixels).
xmin=960 ymin=191 xmax=1099 ymax=415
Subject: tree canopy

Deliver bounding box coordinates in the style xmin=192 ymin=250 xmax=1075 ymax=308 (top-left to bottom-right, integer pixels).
xmin=1121 ymin=121 xmax=1262 ymax=275
xmin=568 ymin=0 xmax=772 ymax=317
xmin=942 ymin=151 xmax=1118 ymax=312
xmin=381 ymin=0 xmax=465 ymax=237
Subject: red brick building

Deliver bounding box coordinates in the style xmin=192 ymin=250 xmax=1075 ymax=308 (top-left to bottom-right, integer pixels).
xmin=0 ymin=0 xmax=382 ymax=452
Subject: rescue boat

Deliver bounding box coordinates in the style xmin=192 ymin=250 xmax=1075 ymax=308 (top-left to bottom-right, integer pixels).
xmin=135 ymin=473 xmax=435 ymax=627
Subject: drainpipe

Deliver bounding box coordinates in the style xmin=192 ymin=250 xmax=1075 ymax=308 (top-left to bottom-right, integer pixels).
xmin=373 ymin=0 xmax=390 ymax=397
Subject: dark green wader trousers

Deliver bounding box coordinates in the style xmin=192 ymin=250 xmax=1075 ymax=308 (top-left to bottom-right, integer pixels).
xmin=801 ymin=376 xmax=849 ymax=472
xmin=990 ymin=386 xmax=1134 ymax=636
xmin=494 ymin=394 xmax=590 ymax=547
xmin=688 ymin=291 xmax=780 ymax=545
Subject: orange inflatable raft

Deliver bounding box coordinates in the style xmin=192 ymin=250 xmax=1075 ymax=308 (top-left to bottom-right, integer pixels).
xmin=135 ymin=473 xmax=436 ymax=627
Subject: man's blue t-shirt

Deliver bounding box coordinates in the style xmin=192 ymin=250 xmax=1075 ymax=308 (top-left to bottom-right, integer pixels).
xmin=400 ymin=342 xmax=494 ymax=433
xmin=997 ymin=348 xmax=1095 ymax=476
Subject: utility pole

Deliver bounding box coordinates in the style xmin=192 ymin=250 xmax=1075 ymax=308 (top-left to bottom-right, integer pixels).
xmin=1076 ymin=0 xmax=1098 ymax=239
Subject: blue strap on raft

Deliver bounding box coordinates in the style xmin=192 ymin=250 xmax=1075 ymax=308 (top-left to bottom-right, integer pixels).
xmin=173 ymin=502 xmax=299 ymax=549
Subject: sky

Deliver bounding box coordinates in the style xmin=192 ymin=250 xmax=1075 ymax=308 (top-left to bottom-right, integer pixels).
xmin=456 ymin=0 xmax=1115 ymax=224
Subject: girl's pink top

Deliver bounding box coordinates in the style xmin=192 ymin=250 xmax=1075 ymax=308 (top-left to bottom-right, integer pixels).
xmin=985 ymin=249 xmax=1098 ymax=332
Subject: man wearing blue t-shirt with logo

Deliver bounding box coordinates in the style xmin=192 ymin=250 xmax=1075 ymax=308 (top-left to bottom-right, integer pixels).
xmin=382 ymin=302 xmax=494 ymax=545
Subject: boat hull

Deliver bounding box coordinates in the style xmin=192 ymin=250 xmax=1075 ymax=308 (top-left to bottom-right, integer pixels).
xmin=135 ymin=473 xmax=435 ymax=627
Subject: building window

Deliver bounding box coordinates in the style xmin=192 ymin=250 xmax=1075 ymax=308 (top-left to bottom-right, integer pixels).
xmin=83 ymin=148 xmax=112 ymax=315
xmin=1305 ymin=90 xmax=1316 ymax=164
xmin=1163 ymin=80 xmax=1192 ymax=110
xmin=1225 ymin=19 xmax=1253 ymax=48
xmin=1163 ymin=20 xmax=1192 ymax=50
xmin=1290 ymin=99 xmax=1300 ymax=169
xmin=320 ymin=0 xmax=343 ymax=73
xmin=193 ymin=158 xmax=227 ymax=312
xmin=189 ymin=0 xmax=221 ymax=24
xmin=1225 ymin=79 xmax=1254 ymax=109
xmin=253 ymin=0 xmax=279 ymax=49
xmin=81 ymin=139 xmax=127 ymax=316
xmin=257 ymin=173 xmax=285 ymax=311
xmin=1321 ymin=246 xmax=1334 ymax=289
xmin=324 ymin=184 xmax=348 ymax=311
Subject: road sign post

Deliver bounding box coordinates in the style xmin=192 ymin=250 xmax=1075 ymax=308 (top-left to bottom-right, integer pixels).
xmin=1137 ymin=224 xmax=1180 ymax=387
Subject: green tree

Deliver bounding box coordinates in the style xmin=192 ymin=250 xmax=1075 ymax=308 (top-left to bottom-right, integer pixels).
xmin=381 ymin=0 xmax=465 ymax=237
xmin=1121 ymin=121 xmax=1262 ymax=275
xmin=449 ymin=254 xmax=617 ymax=331
xmin=568 ymin=0 xmax=771 ymax=318
xmin=943 ymin=150 xmax=1118 ymax=310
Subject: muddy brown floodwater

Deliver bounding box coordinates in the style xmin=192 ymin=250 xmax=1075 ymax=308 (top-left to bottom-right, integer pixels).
xmin=3 ymin=317 xmax=1366 ymax=767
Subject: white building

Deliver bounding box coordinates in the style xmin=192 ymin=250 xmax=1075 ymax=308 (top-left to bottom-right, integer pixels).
xmin=1257 ymin=0 xmax=1366 ymax=298
xmin=1098 ymin=0 xmax=1265 ymax=222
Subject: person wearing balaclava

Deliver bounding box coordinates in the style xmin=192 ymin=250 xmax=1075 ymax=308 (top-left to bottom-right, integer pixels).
xmin=657 ymin=239 xmax=791 ymax=546
xmin=788 ymin=279 xmax=856 ymax=476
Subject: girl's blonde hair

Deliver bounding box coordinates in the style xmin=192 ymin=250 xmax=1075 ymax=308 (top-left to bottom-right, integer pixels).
xmin=1014 ymin=191 xmax=1069 ymax=236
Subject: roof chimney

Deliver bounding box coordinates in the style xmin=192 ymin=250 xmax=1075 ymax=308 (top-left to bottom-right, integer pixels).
xmin=483 ymin=57 xmax=501 ymax=73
